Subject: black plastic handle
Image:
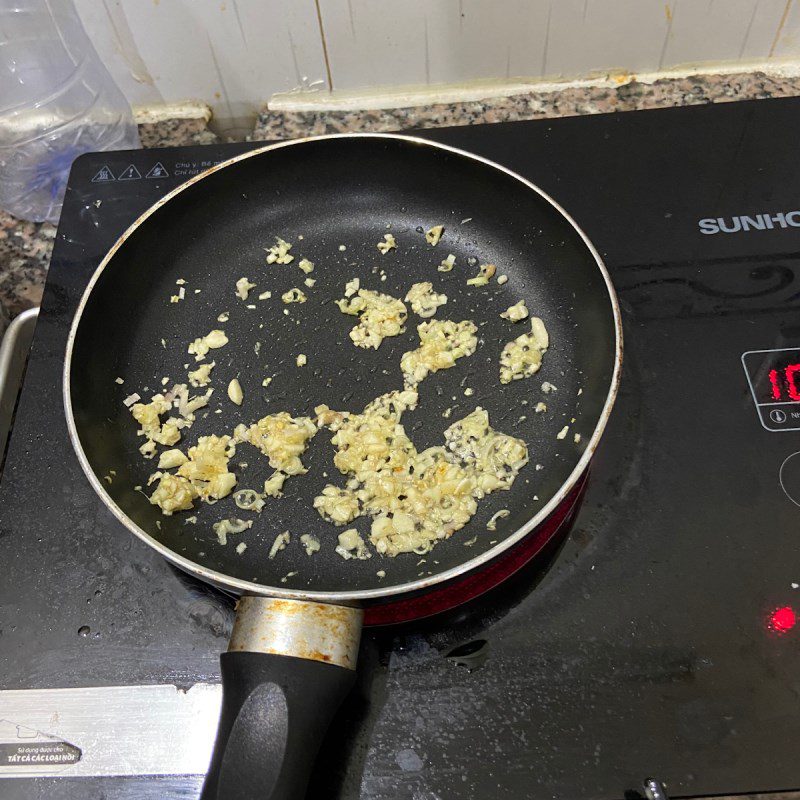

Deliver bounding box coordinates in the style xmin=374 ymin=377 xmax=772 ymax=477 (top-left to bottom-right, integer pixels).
xmin=200 ymin=651 xmax=357 ymax=800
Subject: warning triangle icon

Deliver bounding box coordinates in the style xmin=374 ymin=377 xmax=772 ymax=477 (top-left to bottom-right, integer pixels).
xmin=145 ymin=162 xmax=169 ymax=179
xmin=91 ymin=166 xmax=115 ymax=183
xmin=118 ymin=164 xmax=142 ymax=181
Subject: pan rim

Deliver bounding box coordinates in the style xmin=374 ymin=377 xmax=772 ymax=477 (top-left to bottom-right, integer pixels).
xmin=64 ymin=132 xmax=623 ymax=603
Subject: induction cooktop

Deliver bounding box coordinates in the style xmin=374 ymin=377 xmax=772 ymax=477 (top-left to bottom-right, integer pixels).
xmin=2 ymin=96 xmax=800 ymax=800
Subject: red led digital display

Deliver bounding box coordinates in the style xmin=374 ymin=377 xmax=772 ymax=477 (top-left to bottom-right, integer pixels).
xmin=767 ymin=363 xmax=800 ymax=402
xmin=769 ymin=369 xmax=782 ymax=400
xmin=787 ymin=364 xmax=800 ymax=401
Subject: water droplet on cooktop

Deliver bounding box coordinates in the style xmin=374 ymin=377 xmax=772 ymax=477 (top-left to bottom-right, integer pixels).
xmin=78 ymin=625 xmax=90 ymax=637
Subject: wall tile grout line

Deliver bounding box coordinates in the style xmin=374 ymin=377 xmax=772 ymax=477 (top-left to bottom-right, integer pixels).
xmin=770 ymin=0 xmax=794 ymax=58
xmin=314 ymin=0 xmax=334 ymax=93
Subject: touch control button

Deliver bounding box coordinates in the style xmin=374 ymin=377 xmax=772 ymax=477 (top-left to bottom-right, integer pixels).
xmin=779 ymin=452 xmax=800 ymax=507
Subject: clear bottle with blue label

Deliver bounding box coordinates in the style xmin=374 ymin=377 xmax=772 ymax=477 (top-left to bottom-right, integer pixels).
xmin=0 ymin=0 xmax=140 ymax=223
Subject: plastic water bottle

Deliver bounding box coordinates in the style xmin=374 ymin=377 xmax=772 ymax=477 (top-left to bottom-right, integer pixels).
xmin=0 ymin=0 xmax=140 ymax=223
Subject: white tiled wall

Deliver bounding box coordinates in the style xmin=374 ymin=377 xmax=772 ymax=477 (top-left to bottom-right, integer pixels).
xmin=75 ymin=0 xmax=800 ymax=129
xmin=74 ymin=0 xmax=327 ymax=130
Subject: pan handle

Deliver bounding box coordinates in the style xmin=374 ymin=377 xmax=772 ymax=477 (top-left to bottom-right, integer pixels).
xmin=200 ymin=597 xmax=363 ymax=800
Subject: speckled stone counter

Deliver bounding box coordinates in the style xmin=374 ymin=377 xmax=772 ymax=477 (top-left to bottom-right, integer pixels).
xmin=2 ymin=69 xmax=800 ymax=320
xmin=252 ymin=70 xmax=800 ymax=139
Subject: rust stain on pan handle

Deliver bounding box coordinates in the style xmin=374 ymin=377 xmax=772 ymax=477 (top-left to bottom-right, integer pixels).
xmin=229 ymin=596 xmax=363 ymax=670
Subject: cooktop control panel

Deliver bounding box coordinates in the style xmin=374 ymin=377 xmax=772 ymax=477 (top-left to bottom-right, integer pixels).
xmin=742 ymin=348 xmax=800 ymax=432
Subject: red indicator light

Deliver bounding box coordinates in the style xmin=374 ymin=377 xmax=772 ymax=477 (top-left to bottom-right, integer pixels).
xmin=769 ymin=606 xmax=797 ymax=634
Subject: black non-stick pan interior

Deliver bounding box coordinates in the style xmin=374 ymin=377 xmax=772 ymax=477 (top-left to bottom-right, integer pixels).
xmin=68 ymin=136 xmax=617 ymax=594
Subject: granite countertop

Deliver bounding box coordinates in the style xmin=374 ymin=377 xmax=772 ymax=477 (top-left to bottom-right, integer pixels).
xmin=1 ymin=69 xmax=799 ymax=321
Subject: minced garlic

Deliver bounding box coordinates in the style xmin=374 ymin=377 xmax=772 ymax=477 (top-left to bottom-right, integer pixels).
xmin=176 ymin=434 xmax=237 ymax=502
xmin=300 ymin=533 xmax=321 ymax=555
xmin=213 ymin=517 xmax=253 ymax=546
xmin=269 ymin=531 xmax=290 ymax=558
xmin=499 ymin=317 xmax=549 ymax=384
xmin=188 ymin=329 xmax=228 ymax=361
xmin=235 ymin=277 xmax=256 ymax=300
xmin=500 ymin=299 xmax=529 ymax=323
xmin=401 ymin=319 xmax=478 ymax=387
xmin=131 ymin=395 xmax=178 ymax=446
xmin=298 ymin=258 xmax=314 ymax=274
xmin=170 ymin=384 xmax=213 ymax=424
xmin=438 ymin=254 xmax=456 ymax=272
xmin=467 ymin=263 xmax=496 ymax=286
xmin=129 ymin=384 xmax=211 ymax=458
xmin=486 ymin=509 xmax=510 ymax=531
xmin=263 ymin=471 xmax=287 ymax=497
xmin=336 ymin=288 xmax=407 ymax=349
xmin=296 ymin=354 xmax=307 ymax=367
xmin=404 ymin=282 xmax=447 ymax=318
xmin=281 ymin=288 xmax=307 ymax=304
xmin=235 ymin=412 xmax=317 ymax=477
xmin=158 ymin=449 xmax=188 ymax=469
xmin=266 ymin=237 xmax=294 ymax=264
xmin=314 ymin=484 xmax=361 ymax=525
xmin=336 ymin=529 xmax=371 ymax=560
xmin=377 ymin=234 xmax=397 ymax=254
xmin=188 ymin=362 xmax=214 ymax=388
xmin=149 ymin=473 xmax=197 ymax=515
xmin=425 ymin=225 xmax=444 ymax=246
xmin=314 ymin=392 xmax=527 ymax=558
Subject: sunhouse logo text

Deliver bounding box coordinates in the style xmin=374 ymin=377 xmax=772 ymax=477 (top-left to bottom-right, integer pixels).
xmin=699 ymin=211 xmax=800 ymax=235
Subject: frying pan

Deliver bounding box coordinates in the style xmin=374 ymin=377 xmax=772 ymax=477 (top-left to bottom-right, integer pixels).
xmin=64 ymin=134 xmax=621 ymax=800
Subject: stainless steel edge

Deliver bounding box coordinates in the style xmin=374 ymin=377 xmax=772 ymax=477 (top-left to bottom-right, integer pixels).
xmin=0 ymin=308 xmax=39 ymax=469
xmin=229 ymin=597 xmax=363 ymax=669
xmin=0 ymin=683 xmax=219 ymax=778
xmin=63 ymin=133 xmax=623 ymax=603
